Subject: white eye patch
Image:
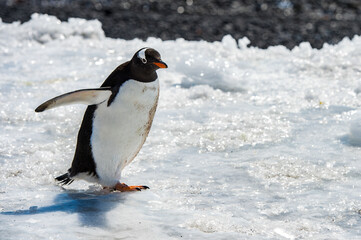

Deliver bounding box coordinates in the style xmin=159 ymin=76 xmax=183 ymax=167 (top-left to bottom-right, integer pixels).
xmin=137 ymin=48 xmax=148 ymax=64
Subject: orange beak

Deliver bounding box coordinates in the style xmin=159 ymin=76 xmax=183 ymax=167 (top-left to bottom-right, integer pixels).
xmin=153 ymin=61 xmax=168 ymax=69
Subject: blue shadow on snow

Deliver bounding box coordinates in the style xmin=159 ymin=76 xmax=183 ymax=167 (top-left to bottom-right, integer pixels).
xmin=1 ymin=191 xmax=126 ymax=227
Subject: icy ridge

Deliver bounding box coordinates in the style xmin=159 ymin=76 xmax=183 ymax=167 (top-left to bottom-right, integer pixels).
xmin=0 ymin=13 xmax=104 ymax=44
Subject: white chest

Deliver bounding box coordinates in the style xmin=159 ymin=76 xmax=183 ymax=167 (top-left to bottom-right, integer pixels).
xmin=90 ymin=79 xmax=159 ymax=186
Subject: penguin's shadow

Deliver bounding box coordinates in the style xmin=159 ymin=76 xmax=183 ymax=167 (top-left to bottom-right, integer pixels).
xmin=2 ymin=190 xmax=126 ymax=227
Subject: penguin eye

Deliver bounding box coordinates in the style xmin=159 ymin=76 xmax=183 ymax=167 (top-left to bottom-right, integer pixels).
xmin=141 ymin=58 xmax=147 ymax=64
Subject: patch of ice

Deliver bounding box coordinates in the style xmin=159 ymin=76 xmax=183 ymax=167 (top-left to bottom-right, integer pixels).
xmin=248 ymin=156 xmax=350 ymax=188
xmin=274 ymin=228 xmax=295 ymax=240
xmin=348 ymin=117 xmax=361 ymax=146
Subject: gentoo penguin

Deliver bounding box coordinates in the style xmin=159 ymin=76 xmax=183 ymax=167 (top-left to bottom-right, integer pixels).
xmin=35 ymin=48 xmax=167 ymax=192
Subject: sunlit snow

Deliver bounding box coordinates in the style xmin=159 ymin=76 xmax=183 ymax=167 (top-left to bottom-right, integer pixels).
xmin=1 ymin=14 xmax=361 ymax=239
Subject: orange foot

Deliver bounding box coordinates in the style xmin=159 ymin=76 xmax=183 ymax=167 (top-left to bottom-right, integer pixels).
xmin=113 ymin=182 xmax=149 ymax=192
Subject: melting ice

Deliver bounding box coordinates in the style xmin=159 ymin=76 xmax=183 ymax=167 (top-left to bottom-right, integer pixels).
xmin=0 ymin=14 xmax=361 ymax=239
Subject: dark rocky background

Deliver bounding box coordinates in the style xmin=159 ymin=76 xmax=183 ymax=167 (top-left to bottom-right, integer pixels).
xmin=1 ymin=0 xmax=361 ymax=49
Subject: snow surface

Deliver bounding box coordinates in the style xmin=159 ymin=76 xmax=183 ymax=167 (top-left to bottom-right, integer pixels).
xmin=1 ymin=14 xmax=361 ymax=239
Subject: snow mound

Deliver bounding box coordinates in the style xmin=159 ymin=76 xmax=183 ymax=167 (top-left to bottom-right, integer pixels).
xmin=0 ymin=13 xmax=104 ymax=44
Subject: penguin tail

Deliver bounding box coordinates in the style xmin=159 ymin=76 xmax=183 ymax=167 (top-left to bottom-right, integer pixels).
xmin=55 ymin=172 xmax=74 ymax=185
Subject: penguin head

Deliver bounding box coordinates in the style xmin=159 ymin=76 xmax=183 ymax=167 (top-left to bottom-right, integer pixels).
xmin=132 ymin=48 xmax=168 ymax=72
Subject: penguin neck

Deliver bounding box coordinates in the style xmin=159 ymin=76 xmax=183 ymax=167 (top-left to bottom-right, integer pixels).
xmin=129 ymin=62 xmax=158 ymax=83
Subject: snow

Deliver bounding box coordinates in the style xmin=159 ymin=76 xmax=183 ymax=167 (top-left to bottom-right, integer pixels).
xmin=1 ymin=13 xmax=361 ymax=239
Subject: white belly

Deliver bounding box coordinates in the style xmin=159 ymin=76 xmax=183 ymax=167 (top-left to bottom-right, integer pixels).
xmin=91 ymin=79 xmax=159 ymax=186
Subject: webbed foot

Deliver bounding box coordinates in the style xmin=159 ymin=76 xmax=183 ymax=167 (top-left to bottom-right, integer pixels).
xmin=113 ymin=182 xmax=149 ymax=192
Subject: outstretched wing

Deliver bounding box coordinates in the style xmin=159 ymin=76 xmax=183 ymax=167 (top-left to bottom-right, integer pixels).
xmin=35 ymin=87 xmax=112 ymax=112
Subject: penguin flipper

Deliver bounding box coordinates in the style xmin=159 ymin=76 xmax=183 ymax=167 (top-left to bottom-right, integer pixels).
xmin=35 ymin=88 xmax=112 ymax=112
